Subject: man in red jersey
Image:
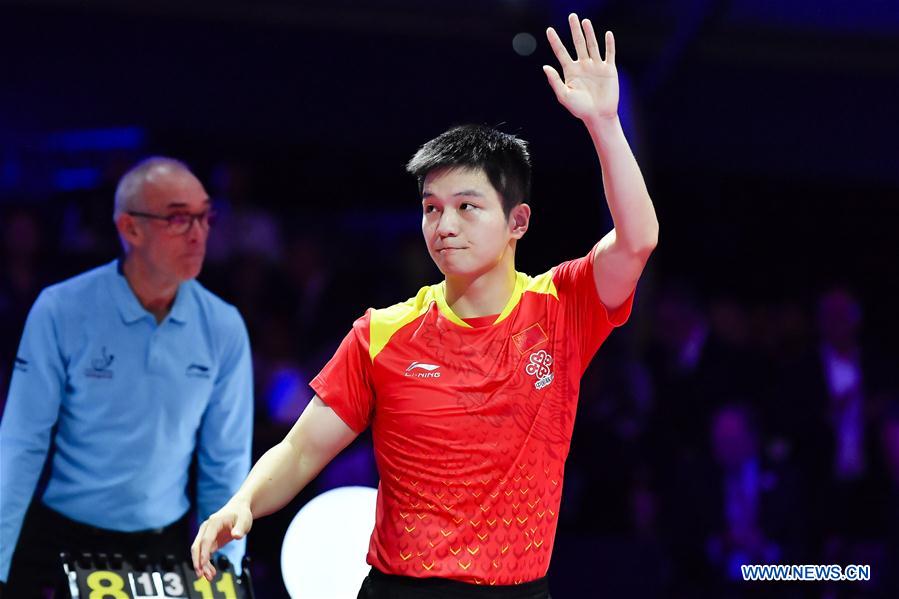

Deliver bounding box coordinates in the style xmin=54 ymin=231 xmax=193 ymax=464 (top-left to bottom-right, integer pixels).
xmin=192 ymin=13 xmax=658 ymax=598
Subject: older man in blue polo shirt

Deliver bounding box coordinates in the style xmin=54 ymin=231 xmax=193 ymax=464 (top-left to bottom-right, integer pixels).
xmin=0 ymin=157 xmax=253 ymax=595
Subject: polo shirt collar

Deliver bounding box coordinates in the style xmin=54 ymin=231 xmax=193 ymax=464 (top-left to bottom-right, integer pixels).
xmin=110 ymin=258 xmax=190 ymax=325
xmin=167 ymin=282 xmax=190 ymax=324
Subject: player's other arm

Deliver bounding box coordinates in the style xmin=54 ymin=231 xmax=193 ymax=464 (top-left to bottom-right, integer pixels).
xmin=544 ymin=14 xmax=659 ymax=311
xmin=191 ymin=395 xmax=357 ymax=581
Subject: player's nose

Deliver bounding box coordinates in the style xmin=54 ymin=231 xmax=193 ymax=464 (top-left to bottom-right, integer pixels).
xmin=435 ymin=209 xmax=460 ymax=237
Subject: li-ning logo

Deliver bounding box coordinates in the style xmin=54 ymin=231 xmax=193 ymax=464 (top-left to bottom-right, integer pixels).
xmin=525 ymin=350 xmax=554 ymax=390
xmin=85 ymin=347 xmax=115 ymax=379
xmin=405 ymin=361 xmax=442 ymax=378
xmin=14 ymin=356 xmax=29 ymax=373
xmin=186 ymin=363 xmax=211 ymax=379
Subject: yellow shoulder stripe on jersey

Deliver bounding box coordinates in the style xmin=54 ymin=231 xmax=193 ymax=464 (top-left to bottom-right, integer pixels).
xmin=495 ymin=269 xmax=558 ymax=323
xmin=432 ymin=269 xmax=559 ymax=329
xmin=521 ymin=268 xmax=559 ymax=299
xmin=433 ymin=281 xmax=470 ymax=329
xmin=370 ymin=270 xmax=559 ymax=357
xmin=369 ymin=285 xmax=437 ymax=361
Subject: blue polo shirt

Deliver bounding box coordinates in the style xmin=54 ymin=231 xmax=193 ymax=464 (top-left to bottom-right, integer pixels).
xmin=0 ymin=260 xmax=253 ymax=580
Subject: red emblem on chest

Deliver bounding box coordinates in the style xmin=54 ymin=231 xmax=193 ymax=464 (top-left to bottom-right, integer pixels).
xmin=511 ymin=323 xmax=548 ymax=355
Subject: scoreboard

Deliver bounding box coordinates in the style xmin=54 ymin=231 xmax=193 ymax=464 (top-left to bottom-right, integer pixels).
xmin=60 ymin=553 xmax=254 ymax=599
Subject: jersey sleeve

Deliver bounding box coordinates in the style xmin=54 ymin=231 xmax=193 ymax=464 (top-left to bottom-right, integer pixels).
xmin=552 ymin=242 xmax=635 ymax=372
xmin=310 ymin=310 xmax=376 ymax=433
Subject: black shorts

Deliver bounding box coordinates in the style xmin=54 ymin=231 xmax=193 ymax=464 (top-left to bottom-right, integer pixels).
xmin=6 ymin=500 xmax=190 ymax=598
xmin=357 ymin=567 xmax=552 ymax=599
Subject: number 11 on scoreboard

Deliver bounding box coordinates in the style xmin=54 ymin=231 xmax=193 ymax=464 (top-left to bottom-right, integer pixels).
xmin=193 ymin=573 xmax=237 ymax=599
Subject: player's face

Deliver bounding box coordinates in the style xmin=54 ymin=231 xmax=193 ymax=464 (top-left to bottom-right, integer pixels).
xmin=421 ymin=167 xmax=513 ymax=278
xmin=134 ymin=170 xmax=211 ymax=282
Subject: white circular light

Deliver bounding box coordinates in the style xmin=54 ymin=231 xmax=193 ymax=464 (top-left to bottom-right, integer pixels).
xmin=281 ymin=486 xmax=378 ymax=598
xmin=512 ymin=32 xmax=537 ymax=56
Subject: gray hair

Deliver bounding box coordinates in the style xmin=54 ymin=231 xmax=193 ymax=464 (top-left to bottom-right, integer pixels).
xmin=113 ymin=156 xmax=193 ymax=219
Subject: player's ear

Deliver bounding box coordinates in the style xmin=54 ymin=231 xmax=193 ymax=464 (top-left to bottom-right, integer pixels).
xmin=509 ymin=203 xmax=530 ymax=240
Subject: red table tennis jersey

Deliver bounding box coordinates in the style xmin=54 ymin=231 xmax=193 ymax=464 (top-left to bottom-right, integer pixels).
xmin=311 ymin=245 xmax=633 ymax=585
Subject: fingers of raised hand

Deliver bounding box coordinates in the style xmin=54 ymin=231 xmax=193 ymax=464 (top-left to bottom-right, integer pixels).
xmin=568 ymin=13 xmax=590 ymax=61
xmin=550 ymin=15 xmax=615 ymax=74
xmin=542 ymin=65 xmax=567 ymax=102
xmin=582 ymin=19 xmax=601 ymax=61
xmin=573 ymin=16 xmax=614 ymax=65
xmin=604 ymin=29 xmax=615 ymax=65
xmin=545 ymin=26 xmax=573 ymax=70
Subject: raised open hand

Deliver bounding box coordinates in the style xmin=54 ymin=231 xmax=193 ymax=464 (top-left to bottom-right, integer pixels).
xmin=544 ymin=13 xmax=619 ymax=123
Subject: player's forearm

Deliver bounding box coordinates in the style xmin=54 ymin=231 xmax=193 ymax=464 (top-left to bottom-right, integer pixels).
xmin=224 ymin=396 xmax=357 ymax=521
xmin=586 ymin=115 xmax=659 ymax=253
xmin=227 ymin=440 xmax=320 ymax=519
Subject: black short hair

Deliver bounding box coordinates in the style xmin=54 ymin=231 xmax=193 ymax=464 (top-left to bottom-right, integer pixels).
xmin=406 ymin=125 xmax=531 ymax=217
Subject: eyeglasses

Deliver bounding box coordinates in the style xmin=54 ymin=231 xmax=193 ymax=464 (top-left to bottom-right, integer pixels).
xmin=127 ymin=209 xmax=216 ymax=236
